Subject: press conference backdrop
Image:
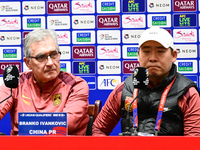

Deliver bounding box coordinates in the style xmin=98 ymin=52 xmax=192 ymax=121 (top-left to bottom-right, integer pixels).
xmin=0 ymin=0 xmax=199 ymax=135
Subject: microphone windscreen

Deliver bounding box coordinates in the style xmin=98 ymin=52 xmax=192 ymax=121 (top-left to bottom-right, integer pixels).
xmin=3 ymin=65 xmax=19 ymax=88
xmin=133 ymin=67 xmax=149 ymax=89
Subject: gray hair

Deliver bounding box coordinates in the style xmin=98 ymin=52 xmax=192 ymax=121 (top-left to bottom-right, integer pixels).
xmin=23 ymin=28 xmax=59 ymax=57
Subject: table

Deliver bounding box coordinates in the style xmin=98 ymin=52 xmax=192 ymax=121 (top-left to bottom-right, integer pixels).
xmin=0 ymin=136 xmax=200 ymax=150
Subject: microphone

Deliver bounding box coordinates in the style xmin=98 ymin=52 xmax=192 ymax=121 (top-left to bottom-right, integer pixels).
xmin=133 ymin=67 xmax=149 ymax=89
xmin=119 ymin=67 xmax=149 ymax=136
xmin=0 ymin=65 xmax=19 ymax=104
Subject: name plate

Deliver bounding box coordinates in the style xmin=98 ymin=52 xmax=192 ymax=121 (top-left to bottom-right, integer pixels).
xmin=18 ymin=112 xmax=67 ymax=136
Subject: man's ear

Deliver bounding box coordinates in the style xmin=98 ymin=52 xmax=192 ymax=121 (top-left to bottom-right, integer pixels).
xmin=137 ymin=49 xmax=140 ymax=62
xmin=23 ymin=57 xmax=32 ymax=70
xmin=172 ymin=49 xmax=177 ymax=63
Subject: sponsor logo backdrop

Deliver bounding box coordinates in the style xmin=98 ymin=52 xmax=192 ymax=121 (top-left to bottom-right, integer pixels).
xmin=0 ymin=0 xmax=199 ymax=135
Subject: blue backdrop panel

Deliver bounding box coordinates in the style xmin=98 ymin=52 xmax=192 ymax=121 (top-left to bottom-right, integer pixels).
xmin=0 ymin=0 xmax=199 ymax=135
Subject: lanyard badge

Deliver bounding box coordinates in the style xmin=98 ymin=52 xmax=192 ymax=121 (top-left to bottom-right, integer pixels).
xmin=132 ymin=76 xmax=176 ymax=136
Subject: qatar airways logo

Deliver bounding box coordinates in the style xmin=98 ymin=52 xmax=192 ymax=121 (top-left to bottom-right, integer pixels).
xmin=173 ymin=0 xmax=196 ymax=11
xmin=173 ymin=29 xmax=197 ymax=42
xmin=123 ymin=61 xmax=140 ymax=74
xmin=122 ymin=15 xmax=145 ymax=28
xmin=56 ymin=31 xmax=70 ymax=44
xmin=47 ymin=1 xmax=69 ymax=14
xmin=97 ymin=15 xmax=120 ymax=28
xmin=0 ymin=62 xmax=21 ymax=75
xmin=73 ymin=46 xmax=95 ymax=59
xmin=72 ymin=1 xmax=95 ymax=13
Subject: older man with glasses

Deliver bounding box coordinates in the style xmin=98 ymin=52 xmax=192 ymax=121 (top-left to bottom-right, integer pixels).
xmin=0 ymin=28 xmax=89 ymax=135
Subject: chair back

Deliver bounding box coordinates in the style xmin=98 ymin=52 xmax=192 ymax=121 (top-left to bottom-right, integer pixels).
xmin=0 ymin=132 xmax=6 ymax=135
xmin=86 ymin=100 xmax=102 ymax=135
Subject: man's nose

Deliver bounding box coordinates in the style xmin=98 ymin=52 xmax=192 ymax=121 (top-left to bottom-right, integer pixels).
xmin=46 ymin=56 xmax=54 ymax=65
xmin=149 ymin=51 xmax=158 ymax=62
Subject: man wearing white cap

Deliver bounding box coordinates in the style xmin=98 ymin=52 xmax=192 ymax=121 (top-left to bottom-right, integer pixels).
xmin=92 ymin=27 xmax=200 ymax=136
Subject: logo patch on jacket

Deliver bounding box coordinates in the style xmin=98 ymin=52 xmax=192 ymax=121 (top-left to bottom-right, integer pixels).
xmin=53 ymin=94 xmax=61 ymax=106
xmin=22 ymin=94 xmax=32 ymax=106
xmin=125 ymin=96 xmax=133 ymax=112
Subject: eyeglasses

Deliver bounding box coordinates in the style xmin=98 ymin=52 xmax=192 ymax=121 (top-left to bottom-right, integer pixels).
xmin=27 ymin=51 xmax=61 ymax=62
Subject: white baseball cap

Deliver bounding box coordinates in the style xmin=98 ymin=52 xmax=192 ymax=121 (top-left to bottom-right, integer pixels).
xmin=139 ymin=27 xmax=174 ymax=50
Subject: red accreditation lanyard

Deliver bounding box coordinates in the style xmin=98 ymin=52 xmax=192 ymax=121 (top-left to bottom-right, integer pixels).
xmin=132 ymin=76 xmax=176 ymax=135
xmin=132 ymin=89 xmax=139 ymax=128
xmin=154 ymin=76 xmax=176 ymax=134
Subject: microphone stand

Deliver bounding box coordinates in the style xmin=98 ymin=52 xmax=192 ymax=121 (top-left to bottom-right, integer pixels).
xmin=0 ymin=88 xmax=12 ymax=104
xmin=119 ymin=96 xmax=137 ymax=136
xmin=118 ymin=67 xmax=149 ymax=136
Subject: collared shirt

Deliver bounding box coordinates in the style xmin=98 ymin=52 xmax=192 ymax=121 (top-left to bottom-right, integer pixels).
xmin=0 ymin=71 xmax=89 ymax=135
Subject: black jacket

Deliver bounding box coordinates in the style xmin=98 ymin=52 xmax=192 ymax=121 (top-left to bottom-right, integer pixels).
xmin=121 ymin=64 xmax=199 ymax=135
